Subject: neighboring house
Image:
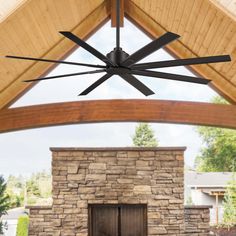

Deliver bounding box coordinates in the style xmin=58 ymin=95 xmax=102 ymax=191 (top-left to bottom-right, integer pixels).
xmin=185 ymin=171 xmax=233 ymax=225
xmin=1 ymin=207 xmax=27 ymax=236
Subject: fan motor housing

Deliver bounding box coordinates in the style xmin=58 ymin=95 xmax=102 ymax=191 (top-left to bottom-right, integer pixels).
xmin=106 ymin=48 xmax=129 ymax=65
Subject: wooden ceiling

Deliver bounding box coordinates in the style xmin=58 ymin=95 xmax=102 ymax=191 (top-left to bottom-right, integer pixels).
xmin=0 ymin=0 xmax=236 ymax=108
xmin=125 ymin=0 xmax=236 ymax=103
xmin=0 ymin=0 xmax=235 ymax=132
xmin=0 ymin=0 xmax=110 ymax=109
xmin=214 ymin=0 xmax=236 ymax=18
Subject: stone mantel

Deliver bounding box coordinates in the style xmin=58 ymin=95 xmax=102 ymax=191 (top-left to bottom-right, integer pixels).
xmin=50 ymin=147 xmax=187 ymax=152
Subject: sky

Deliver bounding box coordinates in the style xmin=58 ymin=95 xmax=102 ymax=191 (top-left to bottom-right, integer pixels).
xmin=0 ymin=19 xmax=219 ymax=178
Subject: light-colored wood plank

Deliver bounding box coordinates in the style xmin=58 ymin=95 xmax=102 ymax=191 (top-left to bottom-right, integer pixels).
xmin=231 ymin=70 xmax=236 ymax=83
xmin=228 ymin=61 xmax=236 ymax=80
xmin=209 ymin=15 xmax=232 ymax=55
xmin=192 ymin=4 xmax=217 ymax=54
xmin=41 ymin=0 xmax=63 ymax=32
xmin=167 ymin=0 xmax=178 ymax=32
xmin=53 ymin=0 xmax=77 ymax=30
xmin=150 ymin=0 xmax=163 ymax=30
xmin=188 ymin=0 xmax=208 ymax=49
xmin=198 ymin=11 xmax=225 ymax=56
xmin=126 ymin=0 xmax=236 ymax=103
xmin=0 ymin=0 xmax=110 ymax=109
xmin=182 ymin=0 xmax=203 ymax=44
xmin=68 ymin=0 xmax=85 ymax=24
xmin=213 ymin=0 xmax=236 ymax=18
xmin=171 ymin=0 xmax=185 ymax=33
xmin=213 ymin=20 xmax=235 ymax=55
xmin=164 ymin=0 xmax=173 ymax=30
xmin=0 ymin=0 xmax=26 ymax=22
xmin=30 ymin=1 xmax=59 ymax=44
xmin=16 ymin=8 xmax=48 ymax=54
xmin=177 ymin=0 xmax=197 ymax=37
xmin=160 ymin=0 xmax=170 ymax=30
xmin=217 ymin=33 xmax=236 ymax=73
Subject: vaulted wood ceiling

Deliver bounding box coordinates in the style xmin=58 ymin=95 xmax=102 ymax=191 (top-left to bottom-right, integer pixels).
xmin=0 ymin=0 xmax=109 ymax=109
xmin=125 ymin=0 xmax=236 ymax=103
xmin=0 ymin=0 xmax=235 ymax=132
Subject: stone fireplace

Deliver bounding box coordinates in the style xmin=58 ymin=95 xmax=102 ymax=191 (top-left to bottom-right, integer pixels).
xmin=27 ymin=147 xmax=211 ymax=236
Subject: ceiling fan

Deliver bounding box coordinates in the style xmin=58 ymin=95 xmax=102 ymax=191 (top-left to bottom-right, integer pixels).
xmin=6 ymin=0 xmax=231 ymax=96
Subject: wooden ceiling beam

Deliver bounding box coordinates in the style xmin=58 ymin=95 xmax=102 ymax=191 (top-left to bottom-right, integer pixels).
xmin=0 ymin=99 xmax=236 ymax=133
xmin=111 ymin=0 xmax=124 ymax=27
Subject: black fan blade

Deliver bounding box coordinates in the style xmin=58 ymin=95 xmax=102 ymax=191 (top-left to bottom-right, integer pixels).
xmin=60 ymin=31 xmax=116 ymax=66
xmin=24 ymin=69 xmax=106 ymax=82
xmin=131 ymin=55 xmax=232 ymax=70
xmin=119 ymin=74 xmax=154 ymax=96
xmin=121 ymin=32 xmax=180 ymax=67
xmin=6 ymin=55 xmax=106 ymax=68
xmin=79 ymin=73 xmax=112 ymax=96
xmin=132 ymin=70 xmax=210 ymax=84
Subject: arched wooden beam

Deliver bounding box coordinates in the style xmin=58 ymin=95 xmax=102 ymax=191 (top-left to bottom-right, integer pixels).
xmin=0 ymin=99 xmax=236 ymax=133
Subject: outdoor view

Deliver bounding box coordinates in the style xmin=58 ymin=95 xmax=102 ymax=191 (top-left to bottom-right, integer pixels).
xmin=0 ymin=1 xmax=236 ymax=236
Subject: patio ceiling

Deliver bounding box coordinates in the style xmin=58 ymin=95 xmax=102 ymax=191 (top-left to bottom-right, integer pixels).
xmin=0 ymin=0 xmax=235 ymax=132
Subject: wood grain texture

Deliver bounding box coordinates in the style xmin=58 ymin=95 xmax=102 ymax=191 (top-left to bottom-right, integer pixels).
xmin=89 ymin=204 xmax=147 ymax=236
xmin=90 ymin=205 xmax=118 ymax=236
xmin=213 ymin=0 xmax=236 ymax=18
xmin=111 ymin=0 xmax=124 ymax=27
xmin=125 ymin=0 xmax=236 ymax=103
xmin=121 ymin=205 xmax=147 ymax=236
xmin=0 ymin=0 xmax=236 ymax=116
xmin=0 ymin=99 xmax=236 ymax=133
xmin=0 ymin=0 xmax=110 ymax=109
xmin=0 ymin=0 xmax=26 ymax=22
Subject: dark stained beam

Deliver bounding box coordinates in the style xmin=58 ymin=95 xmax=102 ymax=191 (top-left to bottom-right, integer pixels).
xmin=111 ymin=0 xmax=124 ymax=27
xmin=0 ymin=100 xmax=236 ymax=133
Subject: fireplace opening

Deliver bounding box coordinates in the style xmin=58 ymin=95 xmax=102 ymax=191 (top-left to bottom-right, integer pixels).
xmin=89 ymin=204 xmax=147 ymax=236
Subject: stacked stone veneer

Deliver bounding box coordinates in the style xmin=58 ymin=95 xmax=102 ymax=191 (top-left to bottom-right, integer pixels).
xmin=27 ymin=206 xmax=211 ymax=236
xmin=184 ymin=206 xmax=211 ymax=235
xmin=27 ymin=206 xmax=54 ymax=236
xmin=27 ymin=147 xmax=211 ymax=236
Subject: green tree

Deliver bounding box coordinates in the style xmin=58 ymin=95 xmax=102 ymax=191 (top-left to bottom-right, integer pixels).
xmin=25 ymin=171 xmax=52 ymax=205
xmin=132 ymin=123 xmax=158 ymax=147
xmin=26 ymin=179 xmax=41 ymax=197
xmin=194 ymin=127 xmax=236 ymax=171
xmin=0 ymin=176 xmax=10 ymax=234
xmin=5 ymin=171 xmax=52 ymax=207
xmin=6 ymin=175 xmax=25 ymax=208
xmin=7 ymin=175 xmax=24 ymax=189
xmin=211 ymin=96 xmax=228 ymax=105
xmin=223 ymin=174 xmax=236 ymax=228
xmin=6 ymin=189 xmax=24 ymax=208
xmin=195 ymin=97 xmax=236 ymax=172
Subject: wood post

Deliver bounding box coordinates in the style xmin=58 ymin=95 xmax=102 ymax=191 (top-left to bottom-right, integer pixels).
xmin=215 ymin=193 xmax=219 ymax=225
xmin=111 ymin=0 xmax=124 ymax=27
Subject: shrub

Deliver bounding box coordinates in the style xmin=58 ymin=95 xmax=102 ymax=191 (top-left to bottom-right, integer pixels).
xmin=223 ymin=174 xmax=236 ymax=229
xmin=0 ymin=175 xmax=10 ymax=234
xmin=16 ymin=215 xmax=29 ymax=236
